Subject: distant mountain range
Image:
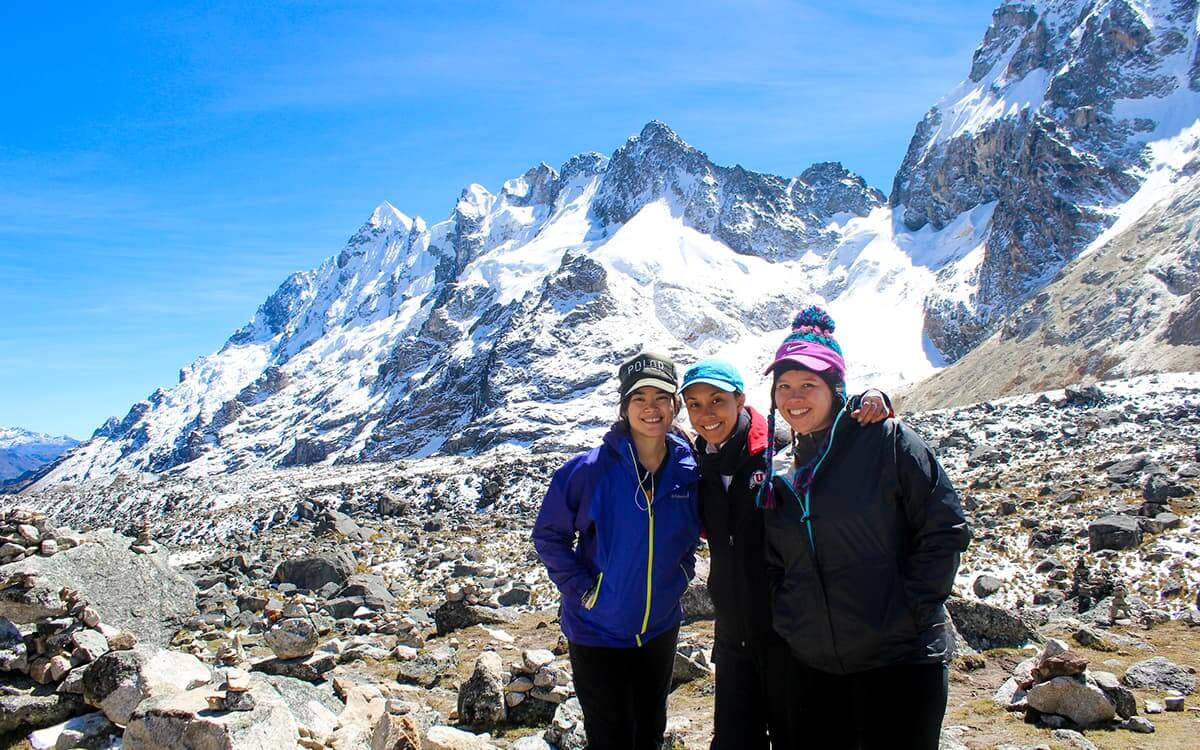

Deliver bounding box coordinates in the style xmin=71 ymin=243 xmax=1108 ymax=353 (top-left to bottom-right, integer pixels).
xmin=30 ymin=0 xmax=1200 ymax=487
xmin=0 ymin=428 xmax=78 ymax=487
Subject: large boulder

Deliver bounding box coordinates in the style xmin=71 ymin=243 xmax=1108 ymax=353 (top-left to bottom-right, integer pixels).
xmin=1026 ymin=675 xmax=1117 ymax=726
xmin=945 ymin=597 xmax=1042 ymax=650
xmin=0 ymin=530 xmax=197 ymax=647
xmin=1087 ymin=515 xmax=1143 ymax=552
xmin=1122 ymin=657 xmax=1196 ymax=694
xmin=81 ymin=645 xmax=211 ymax=725
xmin=271 ymin=551 xmax=356 ymax=591
xmin=457 ymin=650 xmax=506 ymax=729
xmin=122 ymin=674 xmax=298 ymax=749
xmin=433 ymin=601 xmax=515 ymax=636
xmin=265 ymin=617 xmax=318 ymax=660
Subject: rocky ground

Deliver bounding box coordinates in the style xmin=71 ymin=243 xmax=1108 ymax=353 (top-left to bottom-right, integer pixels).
xmin=2 ymin=372 xmax=1199 ymax=748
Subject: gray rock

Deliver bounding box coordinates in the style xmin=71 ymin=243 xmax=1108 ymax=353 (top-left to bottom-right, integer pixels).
xmin=396 ymin=645 xmax=457 ymax=688
xmin=672 ymin=650 xmax=710 ymax=686
xmin=543 ymin=697 xmax=587 ymax=750
xmin=993 ymin=677 xmax=1028 ymax=711
xmin=371 ymin=711 xmax=424 ymax=750
xmin=26 ymin=711 xmax=116 ymax=750
xmin=0 ymin=530 xmax=197 ymax=648
xmin=457 ymin=650 xmax=506 ymax=729
xmin=1122 ymin=657 xmax=1196 ymax=694
xmin=1049 ymin=728 xmax=1098 ymax=750
xmin=433 ymin=600 xmax=515 ymax=636
xmin=1121 ymin=715 xmax=1155 ymax=733
xmin=272 ymin=551 xmax=356 ymax=591
xmin=1088 ymin=515 xmax=1143 ymax=552
xmin=973 ymin=574 xmax=1004 ymax=598
xmin=252 ymin=651 xmax=337 ymax=684
xmin=425 ymin=725 xmax=493 ymax=749
xmin=70 ymin=629 xmax=110 ymax=665
xmin=681 ymin=578 xmax=715 ymax=621
xmin=522 ymin=649 xmax=555 ymax=672
xmin=510 ymin=736 xmax=553 ymax=750
xmin=1090 ymin=670 xmax=1136 ymax=719
xmin=316 ymin=510 xmax=371 ymax=542
xmin=338 ymin=573 xmax=394 ymax=604
xmin=81 ymin=645 xmax=211 ymax=726
xmin=264 ymin=617 xmax=318 ymax=660
xmin=0 ymin=615 xmax=29 ymax=672
xmin=256 ymin=672 xmax=342 ymax=736
xmin=945 ymin=596 xmax=1042 ymax=650
xmin=497 ymin=585 xmax=532 ymax=607
xmin=123 ymin=674 xmax=298 ymax=749
xmin=1139 ymin=512 xmax=1181 ymax=533
xmin=1027 ymin=675 xmax=1116 ymax=726
xmin=0 ymin=680 xmax=86 ymax=733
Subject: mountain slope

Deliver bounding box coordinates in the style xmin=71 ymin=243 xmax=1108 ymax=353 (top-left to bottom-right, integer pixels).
xmin=893 ymin=0 xmax=1200 ymax=359
xmin=901 ymin=149 xmax=1200 ymax=411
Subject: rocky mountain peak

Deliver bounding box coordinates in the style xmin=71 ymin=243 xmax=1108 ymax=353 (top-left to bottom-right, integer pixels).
xmin=500 ymin=163 xmax=560 ymax=207
xmin=891 ymin=0 xmax=1199 ymax=361
xmin=367 ymin=201 xmax=413 ymax=232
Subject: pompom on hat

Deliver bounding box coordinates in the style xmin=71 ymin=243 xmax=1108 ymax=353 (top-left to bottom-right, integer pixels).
xmin=762 ymin=306 xmax=845 ymax=378
xmin=756 ymin=305 xmax=846 ymax=511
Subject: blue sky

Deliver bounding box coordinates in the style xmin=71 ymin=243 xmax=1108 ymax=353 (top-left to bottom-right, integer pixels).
xmin=0 ymin=1 xmax=999 ymax=439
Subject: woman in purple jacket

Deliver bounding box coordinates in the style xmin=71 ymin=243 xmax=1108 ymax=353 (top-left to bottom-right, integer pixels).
xmin=533 ymin=351 xmax=702 ymax=750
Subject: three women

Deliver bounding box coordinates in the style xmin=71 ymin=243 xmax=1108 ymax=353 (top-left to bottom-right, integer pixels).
xmin=534 ymin=307 xmax=969 ymax=750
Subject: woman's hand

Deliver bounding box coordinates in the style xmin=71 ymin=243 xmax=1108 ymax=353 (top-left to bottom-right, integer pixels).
xmin=851 ymin=390 xmax=890 ymax=425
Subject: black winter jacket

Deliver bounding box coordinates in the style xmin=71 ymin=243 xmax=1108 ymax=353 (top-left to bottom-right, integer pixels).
xmin=696 ymin=406 xmax=776 ymax=649
xmin=763 ymin=409 xmax=970 ymax=675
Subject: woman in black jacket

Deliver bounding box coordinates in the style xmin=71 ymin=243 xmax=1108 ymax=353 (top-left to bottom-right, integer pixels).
xmin=759 ymin=307 xmax=971 ymax=750
xmin=679 ymin=358 xmax=889 ymax=750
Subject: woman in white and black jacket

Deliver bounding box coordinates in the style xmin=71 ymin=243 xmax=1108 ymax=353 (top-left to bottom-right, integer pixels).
xmin=758 ymin=307 xmax=971 ymax=750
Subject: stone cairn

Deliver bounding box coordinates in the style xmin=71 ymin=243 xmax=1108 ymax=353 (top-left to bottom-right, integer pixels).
xmin=1 ymin=578 xmax=138 ymax=744
xmin=504 ymin=647 xmax=573 ymax=714
xmin=994 ymin=638 xmax=1161 ymax=734
xmin=129 ymin=514 xmax=155 ymax=555
xmin=0 ymin=509 xmax=83 ymax=562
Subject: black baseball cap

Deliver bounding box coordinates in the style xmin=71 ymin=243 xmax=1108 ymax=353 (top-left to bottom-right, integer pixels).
xmin=618 ymin=352 xmax=678 ymax=400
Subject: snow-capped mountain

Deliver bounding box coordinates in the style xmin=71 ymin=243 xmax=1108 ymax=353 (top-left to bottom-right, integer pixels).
xmin=893 ymin=0 xmax=1200 ymax=359
xmin=30 ymin=0 xmax=1200 ymax=486
xmin=0 ymin=428 xmax=78 ymax=485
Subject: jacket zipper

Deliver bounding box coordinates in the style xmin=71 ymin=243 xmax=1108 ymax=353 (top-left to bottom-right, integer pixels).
xmin=782 ymin=409 xmax=848 ymax=671
xmin=629 ymin=443 xmax=658 ymax=648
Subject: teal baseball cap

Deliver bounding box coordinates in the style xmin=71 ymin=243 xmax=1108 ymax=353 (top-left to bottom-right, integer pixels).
xmin=680 ymin=358 xmax=745 ymax=394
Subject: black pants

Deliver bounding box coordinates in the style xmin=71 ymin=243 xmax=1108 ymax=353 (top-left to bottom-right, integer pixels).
xmin=568 ymin=625 xmax=680 ymax=750
xmin=710 ymin=635 xmax=795 ymax=750
xmin=785 ymin=660 xmax=949 ymax=750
